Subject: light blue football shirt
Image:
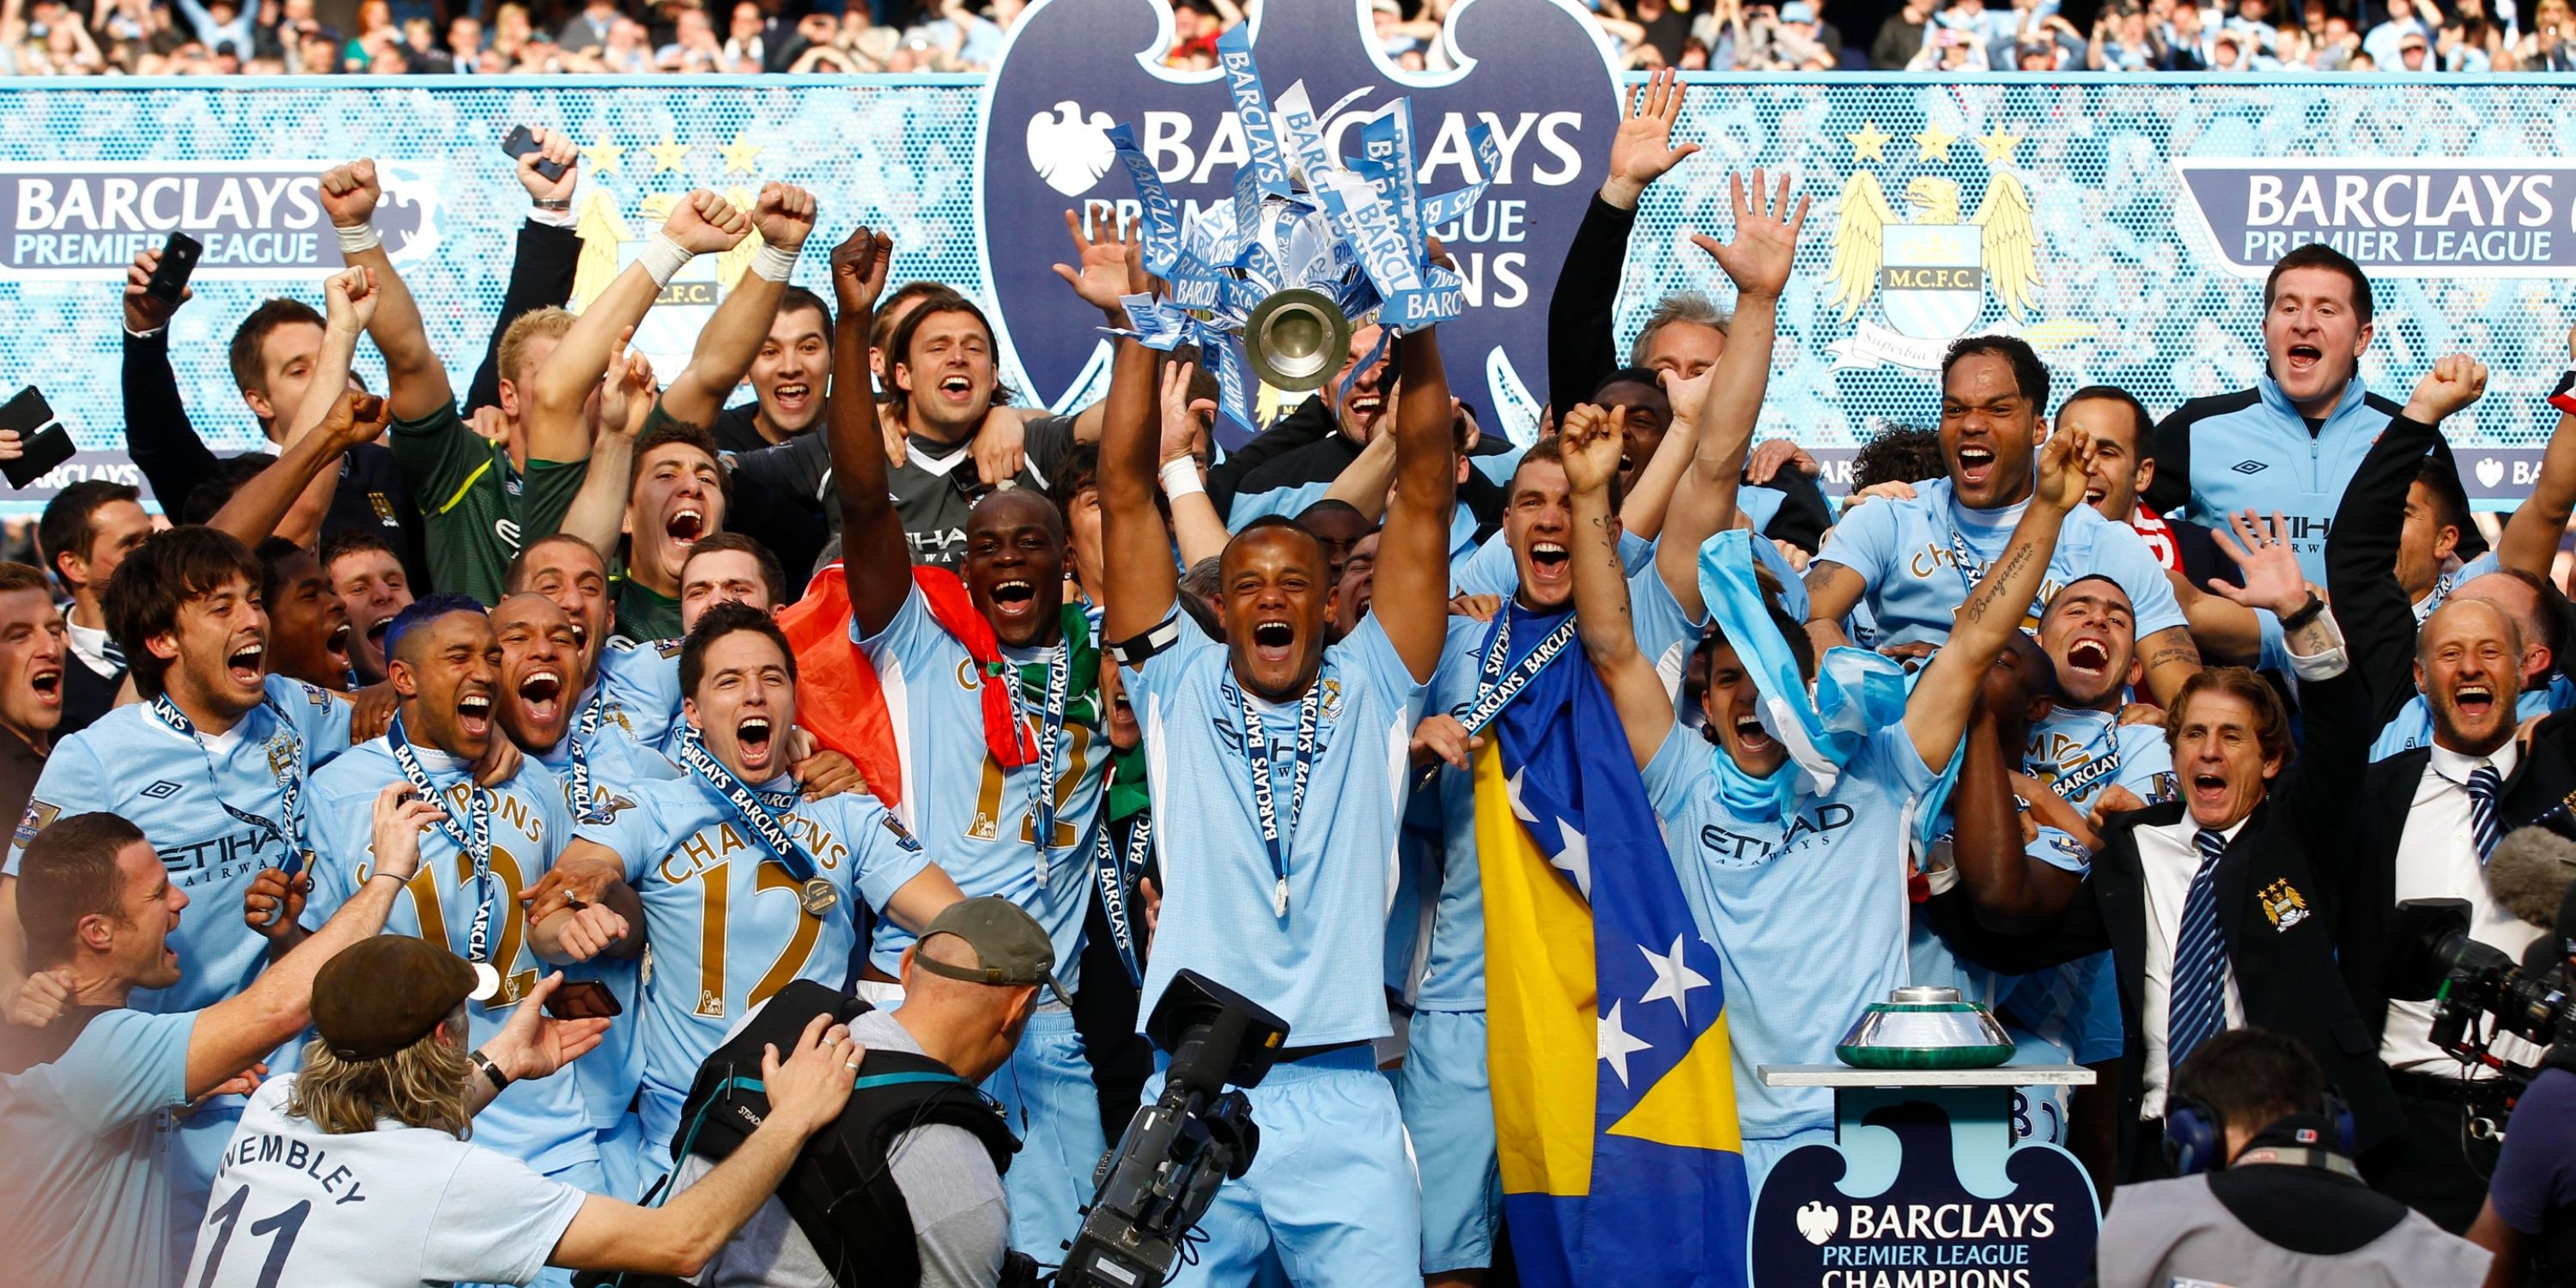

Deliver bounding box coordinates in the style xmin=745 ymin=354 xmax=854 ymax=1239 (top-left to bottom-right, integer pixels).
xmin=854 ymin=582 xmax=1103 ymax=993
xmin=1818 ymin=478 xmax=2187 ymax=648
xmin=1133 ymin=611 xmax=1429 ymax=1047
xmin=1642 ymin=720 xmax=1934 ymax=1143
xmin=1412 ymin=564 xmax=1705 ymax=1012
xmin=594 ymin=639 xmax=685 ymax=754
xmin=9 ymin=674 xmax=352 ymax=1020
xmin=532 ymin=721 xmax=681 ymax=1140
xmin=0 ymin=1008 xmax=193 ymax=1288
xmin=301 ymin=735 xmax=597 ymax=1176
xmin=2022 ymin=706 xmax=2177 ymax=811
xmin=576 ymin=773 xmax=930 ymax=1153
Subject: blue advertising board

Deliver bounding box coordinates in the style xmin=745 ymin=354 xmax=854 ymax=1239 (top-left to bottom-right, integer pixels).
xmin=1 ymin=64 xmax=2574 ymax=512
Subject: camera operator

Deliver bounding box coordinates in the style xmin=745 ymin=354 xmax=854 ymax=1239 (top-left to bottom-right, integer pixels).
xmin=2469 ymin=902 xmax=2576 ymax=1288
xmin=666 ymin=896 xmax=1056 ymax=1288
xmin=2094 ymin=1029 xmax=2492 ymax=1287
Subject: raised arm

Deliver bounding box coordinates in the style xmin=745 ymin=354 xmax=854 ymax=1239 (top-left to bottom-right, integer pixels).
xmin=1377 ymin=321 xmax=1460 ymax=682
xmin=188 ymin=787 xmax=443 ymax=1099
xmin=1547 ymin=67 xmax=1698 ymax=413
xmin=553 ymin=347 xmax=655 ymax=561
xmin=319 ymin=160 xmax=453 ymax=423
xmin=1318 ymin=422 xmax=1397 ymax=522
xmin=1658 ymin=170 xmax=1806 ymax=617
xmin=1099 ymin=230 xmax=1181 ymax=647
xmin=261 ymin=264 xmax=378 ymax=544
xmin=817 ymin=225 xmax=916 ymax=636
xmin=1949 ymin=698 xmax=2077 ymax=932
xmin=2497 ymin=328 xmax=2576 ymax=580
xmin=657 ymin=182 xmax=814 ymax=428
xmin=532 ymin=191 xmax=750 ymax=466
xmin=1564 ymin=403 xmax=1672 ymax=769
xmin=210 ymin=390 xmax=392 ymax=548
xmin=465 ymin=131 xmax=585 ymax=416
xmin=1157 ymin=358 xmax=1231 ymax=568
xmin=1902 ymin=425 xmax=2088 ymax=771
xmin=119 ymin=247 xmax=221 ymax=509
xmin=2327 ymin=355 xmax=2488 ymax=724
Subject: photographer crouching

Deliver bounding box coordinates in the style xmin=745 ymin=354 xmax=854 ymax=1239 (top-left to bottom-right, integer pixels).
xmin=2093 ymin=1029 xmax=2491 ymax=1287
xmin=653 ymin=896 xmax=1058 ymax=1288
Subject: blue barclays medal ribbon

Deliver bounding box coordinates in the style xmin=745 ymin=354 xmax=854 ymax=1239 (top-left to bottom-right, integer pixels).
xmin=1224 ymin=672 xmax=1321 ymax=918
xmin=1461 ymin=611 xmax=1579 ymax=737
xmin=676 ymin=728 xmax=837 ymax=918
xmin=1093 ymin=812 xmax=1150 ymax=987
xmin=387 ymin=715 xmax=498 ymax=964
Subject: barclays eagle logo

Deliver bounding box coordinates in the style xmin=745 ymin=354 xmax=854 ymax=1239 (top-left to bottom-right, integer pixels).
xmin=1028 ymin=101 xmax=1121 ymax=197
xmin=974 ymin=0 xmax=1622 ymax=447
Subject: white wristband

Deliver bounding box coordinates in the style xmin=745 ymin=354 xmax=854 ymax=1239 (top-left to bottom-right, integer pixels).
xmin=750 ymin=243 xmax=800 ymax=283
xmin=333 ymin=222 xmax=381 ymax=256
xmin=638 ymin=231 xmax=691 ymax=289
xmin=1159 ymin=457 xmax=1206 ymax=499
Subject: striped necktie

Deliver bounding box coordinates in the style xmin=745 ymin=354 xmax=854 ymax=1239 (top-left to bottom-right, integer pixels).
xmin=2466 ymin=764 xmax=2502 ymax=864
xmin=2169 ymin=828 xmax=2234 ymax=1082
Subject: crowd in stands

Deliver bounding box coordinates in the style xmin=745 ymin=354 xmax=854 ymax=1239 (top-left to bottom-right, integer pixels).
xmin=6 ymin=67 xmax=2576 ymax=1288
xmin=1 ymin=0 xmax=2566 ymax=76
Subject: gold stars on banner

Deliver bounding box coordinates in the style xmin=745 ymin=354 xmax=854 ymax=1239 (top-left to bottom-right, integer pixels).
xmin=649 ymin=133 xmax=692 ymax=173
xmin=580 ymin=133 xmax=623 ymax=176
xmin=720 ymin=132 xmax=762 ymax=175
xmin=1913 ymin=121 xmax=1959 ymax=165
xmin=1845 ymin=120 xmax=1892 ymax=164
xmin=1977 ymin=126 xmax=2024 ymax=167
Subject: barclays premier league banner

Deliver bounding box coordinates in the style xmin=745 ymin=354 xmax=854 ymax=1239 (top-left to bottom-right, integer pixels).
xmin=3 ymin=47 xmax=2576 ymax=512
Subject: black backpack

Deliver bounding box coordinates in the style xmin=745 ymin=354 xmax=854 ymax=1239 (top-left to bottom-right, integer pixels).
xmin=581 ymin=980 xmax=1020 ymax=1288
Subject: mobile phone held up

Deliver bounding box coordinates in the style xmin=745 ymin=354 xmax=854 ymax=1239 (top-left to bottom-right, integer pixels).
xmin=147 ymin=232 xmax=202 ymax=306
xmin=502 ymin=125 xmax=572 ymax=184
xmin=0 ymin=386 xmax=73 ymax=489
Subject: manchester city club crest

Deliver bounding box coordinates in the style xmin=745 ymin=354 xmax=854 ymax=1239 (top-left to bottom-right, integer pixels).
xmin=2259 ymin=878 xmax=2312 ymax=931
xmin=1823 ymin=122 xmax=2043 ymax=372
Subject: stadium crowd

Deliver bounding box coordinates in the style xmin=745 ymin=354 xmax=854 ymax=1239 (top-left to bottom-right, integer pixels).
xmin=5 ymin=65 xmax=2576 ymax=1288
xmin=1 ymin=0 xmax=2567 ymax=76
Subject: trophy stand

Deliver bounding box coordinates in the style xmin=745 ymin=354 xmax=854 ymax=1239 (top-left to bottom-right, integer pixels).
xmin=1744 ymin=1065 xmax=2102 ymax=1286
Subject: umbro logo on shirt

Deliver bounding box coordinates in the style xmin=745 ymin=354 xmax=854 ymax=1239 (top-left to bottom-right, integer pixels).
xmin=2231 ymin=459 xmax=2269 ymax=475
xmin=141 ymin=780 xmax=184 ymax=800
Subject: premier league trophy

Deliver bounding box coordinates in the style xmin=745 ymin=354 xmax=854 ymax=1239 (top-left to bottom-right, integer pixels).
xmin=1101 ymin=26 xmax=1499 ymax=428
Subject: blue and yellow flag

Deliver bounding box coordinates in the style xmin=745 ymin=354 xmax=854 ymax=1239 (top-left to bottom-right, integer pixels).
xmin=1475 ymin=605 xmax=1751 ymax=1286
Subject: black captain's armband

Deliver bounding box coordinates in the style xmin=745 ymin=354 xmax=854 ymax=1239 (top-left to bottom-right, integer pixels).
xmin=1109 ymin=614 xmax=1183 ymax=667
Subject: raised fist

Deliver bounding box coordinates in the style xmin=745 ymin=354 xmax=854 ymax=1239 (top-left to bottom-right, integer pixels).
xmin=752 ymin=182 xmax=817 ymax=252
xmin=829 ymin=224 xmax=895 ymax=314
xmin=663 ymin=190 xmax=750 ymax=255
xmin=319 ymin=159 xmax=383 ymax=228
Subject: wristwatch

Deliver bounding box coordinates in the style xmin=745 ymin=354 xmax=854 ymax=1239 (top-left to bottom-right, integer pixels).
xmin=469 ymin=1048 xmax=510 ymax=1094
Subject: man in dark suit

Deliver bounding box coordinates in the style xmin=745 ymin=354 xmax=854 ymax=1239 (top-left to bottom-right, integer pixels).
xmin=1935 ymin=356 xmax=2491 ymax=1188
xmin=2321 ymin=352 xmax=2561 ymax=1232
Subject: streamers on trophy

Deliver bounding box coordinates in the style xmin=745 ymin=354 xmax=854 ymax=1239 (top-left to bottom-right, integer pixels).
xmin=1099 ymin=26 xmax=1502 ymax=430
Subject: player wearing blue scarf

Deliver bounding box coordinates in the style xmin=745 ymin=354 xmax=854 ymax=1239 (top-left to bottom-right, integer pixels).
xmin=1566 ymin=356 xmax=2099 ymax=1184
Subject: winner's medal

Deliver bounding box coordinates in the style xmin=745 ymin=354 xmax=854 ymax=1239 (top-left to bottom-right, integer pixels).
xmin=470 ymin=960 xmax=503 ymax=1002
xmin=799 ymin=877 xmax=839 ymax=917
